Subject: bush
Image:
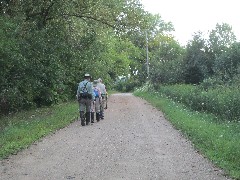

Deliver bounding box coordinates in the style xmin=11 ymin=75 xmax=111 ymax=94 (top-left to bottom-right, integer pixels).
xmin=114 ymin=78 xmax=141 ymax=92
xmin=158 ymin=84 xmax=240 ymax=121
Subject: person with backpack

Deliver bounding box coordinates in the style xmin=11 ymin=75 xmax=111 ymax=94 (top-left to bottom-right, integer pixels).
xmin=91 ymin=80 xmax=102 ymax=123
xmin=97 ymin=78 xmax=107 ymax=119
xmin=77 ymin=73 xmax=94 ymax=126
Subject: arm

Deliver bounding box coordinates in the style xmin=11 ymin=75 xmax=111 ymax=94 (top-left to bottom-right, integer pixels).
xmin=103 ymin=84 xmax=107 ymax=94
xmin=77 ymin=83 xmax=80 ymax=97
xmin=87 ymin=82 xmax=95 ymax=101
xmin=98 ymin=88 xmax=102 ymax=102
xmin=77 ymin=83 xmax=81 ymax=101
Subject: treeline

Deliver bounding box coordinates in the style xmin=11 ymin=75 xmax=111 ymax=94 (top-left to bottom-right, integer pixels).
xmin=2 ymin=1 xmax=239 ymax=117
xmin=147 ymin=23 xmax=239 ymax=86
xmin=117 ymin=22 xmax=240 ymax=93
xmin=144 ymin=23 xmax=240 ymax=122
xmin=0 ymin=0 xmax=174 ymax=115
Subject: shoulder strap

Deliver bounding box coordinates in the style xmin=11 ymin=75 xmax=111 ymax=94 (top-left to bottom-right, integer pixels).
xmin=82 ymin=82 xmax=88 ymax=92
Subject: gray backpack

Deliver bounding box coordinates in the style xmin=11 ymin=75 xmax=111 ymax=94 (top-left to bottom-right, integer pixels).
xmin=79 ymin=82 xmax=92 ymax=99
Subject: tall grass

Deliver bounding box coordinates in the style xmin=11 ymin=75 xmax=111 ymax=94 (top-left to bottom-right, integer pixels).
xmin=134 ymin=86 xmax=240 ymax=179
xmin=159 ymin=84 xmax=240 ymax=121
xmin=0 ymin=101 xmax=79 ymax=159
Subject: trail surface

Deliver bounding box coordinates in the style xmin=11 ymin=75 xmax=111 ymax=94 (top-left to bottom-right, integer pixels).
xmin=0 ymin=93 xmax=229 ymax=180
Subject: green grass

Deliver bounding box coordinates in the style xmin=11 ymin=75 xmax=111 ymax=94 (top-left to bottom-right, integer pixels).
xmin=159 ymin=84 xmax=240 ymax=121
xmin=134 ymin=90 xmax=240 ymax=180
xmin=0 ymin=101 xmax=79 ymax=159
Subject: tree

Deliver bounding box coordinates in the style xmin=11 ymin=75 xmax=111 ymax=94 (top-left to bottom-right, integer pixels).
xmin=205 ymin=23 xmax=237 ymax=82
xmin=208 ymin=23 xmax=236 ymax=62
xmin=148 ymin=33 xmax=184 ymax=85
xmin=214 ymin=42 xmax=240 ymax=81
xmin=183 ymin=32 xmax=208 ymax=84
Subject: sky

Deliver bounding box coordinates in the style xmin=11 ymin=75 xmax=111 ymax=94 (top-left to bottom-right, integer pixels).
xmin=141 ymin=0 xmax=240 ymax=45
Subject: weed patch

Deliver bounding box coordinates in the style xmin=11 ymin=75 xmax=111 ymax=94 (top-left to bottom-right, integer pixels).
xmin=0 ymin=101 xmax=79 ymax=159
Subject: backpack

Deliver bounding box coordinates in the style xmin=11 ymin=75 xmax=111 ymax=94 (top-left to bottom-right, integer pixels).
xmin=93 ymin=88 xmax=99 ymax=98
xmin=79 ymin=82 xmax=92 ymax=99
xmin=81 ymin=82 xmax=88 ymax=94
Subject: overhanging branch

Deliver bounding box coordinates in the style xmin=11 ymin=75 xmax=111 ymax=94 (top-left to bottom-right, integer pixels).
xmin=62 ymin=13 xmax=116 ymax=29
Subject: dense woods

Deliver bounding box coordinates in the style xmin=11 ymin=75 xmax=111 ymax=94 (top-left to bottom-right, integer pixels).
xmin=1 ymin=0 xmax=240 ymax=120
xmin=1 ymin=0 xmax=171 ymax=114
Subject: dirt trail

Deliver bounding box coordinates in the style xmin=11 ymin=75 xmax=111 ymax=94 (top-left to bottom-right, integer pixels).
xmin=0 ymin=93 xmax=230 ymax=180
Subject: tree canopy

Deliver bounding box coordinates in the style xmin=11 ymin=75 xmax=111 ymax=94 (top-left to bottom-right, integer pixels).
xmin=0 ymin=0 xmax=174 ymax=114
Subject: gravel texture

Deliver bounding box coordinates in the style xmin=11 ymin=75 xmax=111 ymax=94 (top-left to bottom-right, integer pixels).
xmin=0 ymin=93 xmax=230 ymax=180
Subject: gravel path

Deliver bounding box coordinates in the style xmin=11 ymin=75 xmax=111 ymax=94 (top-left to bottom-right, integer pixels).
xmin=0 ymin=93 xmax=230 ymax=180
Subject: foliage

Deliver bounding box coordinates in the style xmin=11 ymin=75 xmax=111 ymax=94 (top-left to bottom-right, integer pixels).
xmin=114 ymin=77 xmax=141 ymax=92
xmin=208 ymin=23 xmax=236 ymax=59
xmin=1 ymin=0 xmax=173 ymax=115
xmin=213 ymin=42 xmax=240 ymax=81
xmin=148 ymin=34 xmax=185 ymax=86
xmin=157 ymin=84 xmax=240 ymax=122
xmin=0 ymin=101 xmax=78 ymax=159
xmin=183 ymin=32 xmax=209 ymax=84
xmin=0 ymin=16 xmax=30 ymax=114
xmin=180 ymin=23 xmax=238 ymax=86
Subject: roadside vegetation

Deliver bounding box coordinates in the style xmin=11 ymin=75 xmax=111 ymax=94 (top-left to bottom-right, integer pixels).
xmin=134 ymin=83 xmax=240 ymax=179
xmin=0 ymin=101 xmax=78 ymax=160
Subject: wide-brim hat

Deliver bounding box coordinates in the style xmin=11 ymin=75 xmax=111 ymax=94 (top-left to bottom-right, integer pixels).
xmin=84 ymin=73 xmax=91 ymax=78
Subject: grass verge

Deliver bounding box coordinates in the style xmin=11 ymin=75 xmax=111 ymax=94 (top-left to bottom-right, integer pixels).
xmin=134 ymin=91 xmax=240 ymax=180
xmin=0 ymin=101 xmax=79 ymax=160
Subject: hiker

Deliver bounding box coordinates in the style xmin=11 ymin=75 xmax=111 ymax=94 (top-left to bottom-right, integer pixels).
xmin=97 ymin=78 xmax=107 ymax=119
xmin=77 ymin=73 xmax=94 ymax=126
xmin=91 ymin=80 xmax=102 ymax=123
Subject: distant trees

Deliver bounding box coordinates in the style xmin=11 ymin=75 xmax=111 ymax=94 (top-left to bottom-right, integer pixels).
xmin=183 ymin=32 xmax=208 ymax=84
xmin=214 ymin=42 xmax=240 ymax=81
xmin=146 ymin=22 xmax=239 ymax=87
xmin=149 ymin=34 xmax=184 ymax=86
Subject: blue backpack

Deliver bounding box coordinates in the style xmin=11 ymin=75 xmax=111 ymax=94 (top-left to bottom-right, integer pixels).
xmin=94 ymin=89 xmax=99 ymax=98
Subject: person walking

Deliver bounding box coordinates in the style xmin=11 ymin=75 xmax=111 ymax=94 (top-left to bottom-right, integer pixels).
xmin=91 ymin=80 xmax=102 ymax=122
xmin=77 ymin=73 xmax=94 ymax=126
xmin=97 ymin=78 xmax=107 ymax=119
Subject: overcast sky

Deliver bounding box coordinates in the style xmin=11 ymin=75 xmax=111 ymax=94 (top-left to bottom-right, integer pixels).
xmin=141 ymin=0 xmax=240 ymax=45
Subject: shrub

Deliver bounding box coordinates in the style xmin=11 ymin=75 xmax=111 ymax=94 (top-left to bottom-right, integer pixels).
xmin=158 ymin=84 xmax=240 ymax=121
